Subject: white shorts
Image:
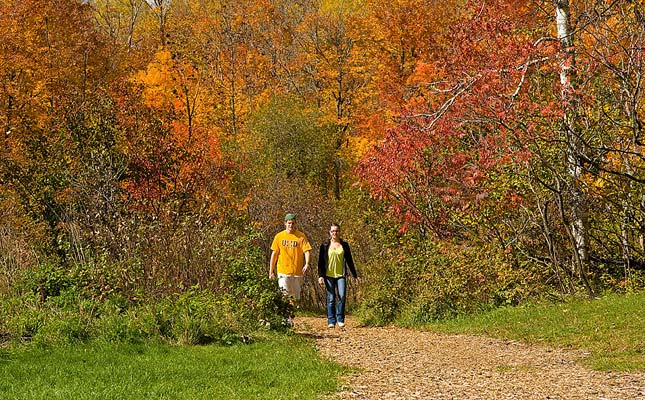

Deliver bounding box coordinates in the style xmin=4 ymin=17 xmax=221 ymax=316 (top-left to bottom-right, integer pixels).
xmin=277 ymin=274 xmax=303 ymax=300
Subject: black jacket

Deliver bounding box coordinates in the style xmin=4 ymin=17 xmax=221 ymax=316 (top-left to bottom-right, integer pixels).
xmin=317 ymin=239 xmax=357 ymax=279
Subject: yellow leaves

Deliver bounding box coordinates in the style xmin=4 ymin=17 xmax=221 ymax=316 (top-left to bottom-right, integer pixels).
xmin=592 ymin=176 xmax=605 ymax=190
xmin=319 ymin=0 xmax=364 ymax=15
xmin=348 ymin=135 xmax=374 ymax=160
xmin=129 ymin=47 xmax=229 ymax=201
xmin=134 ymin=50 xmax=175 ymax=109
xmin=235 ymin=194 xmax=252 ymax=212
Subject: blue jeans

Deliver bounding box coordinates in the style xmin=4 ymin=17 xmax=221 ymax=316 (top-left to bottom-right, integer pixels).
xmin=324 ymin=276 xmax=347 ymax=325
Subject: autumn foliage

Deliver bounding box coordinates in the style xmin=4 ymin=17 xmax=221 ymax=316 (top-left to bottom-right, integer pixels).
xmin=1 ymin=0 xmax=644 ymax=331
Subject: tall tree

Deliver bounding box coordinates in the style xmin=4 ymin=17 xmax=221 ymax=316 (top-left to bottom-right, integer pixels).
xmin=0 ymin=0 xmax=127 ymax=258
xmin=554 ymin=0 xmax=593 ymax=294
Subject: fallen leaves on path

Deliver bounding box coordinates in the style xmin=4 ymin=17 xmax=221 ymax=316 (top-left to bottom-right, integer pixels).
xmin=296 ymin=316 xmax=645 ymax=400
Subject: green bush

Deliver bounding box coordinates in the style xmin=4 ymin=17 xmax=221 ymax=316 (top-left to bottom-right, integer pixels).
xmin=0 ymin=294 xmax=46 ymax=343
xmin=0 ymin=206 xmax=302 ymax=348
xmin=32 ymin=312 xmax=91 ymax=347
xmin=355 ymin=290 xmax=399 ymax=326
xmin=0 ymin=225 xmax=294 ymax=348
xmin=357 ymin=237 xmax=543 ymax=325
xmin=22 ymin=262 xmax=75 ymax=300
xmin=0 ymin=284 xmax=288 ymax=348
xmin=91 ymin=306 xmax=148 ymax=344
xmin=154 ymin=289 xmax=239 ymax=345
xmin=222 ymin=249 xmax=293 ymax=331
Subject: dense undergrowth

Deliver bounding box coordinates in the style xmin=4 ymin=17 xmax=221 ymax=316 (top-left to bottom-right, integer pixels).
xmin=2 ymin=194 xmax=644 ymax=350
xmin=352 ymin=222 xmax=645 ymax=327
xmin=0 ymin=219 xmax=293 ymax=349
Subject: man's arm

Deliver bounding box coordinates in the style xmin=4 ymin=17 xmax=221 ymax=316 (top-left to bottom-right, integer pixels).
xmin=269 ymin=250 xmax=278 ymax=279
xmin=303 ymin=250 xmax=311 ymax=274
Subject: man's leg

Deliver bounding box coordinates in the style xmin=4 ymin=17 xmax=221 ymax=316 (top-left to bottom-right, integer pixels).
xmin=277 ymin=275 xmax=304 ymax=327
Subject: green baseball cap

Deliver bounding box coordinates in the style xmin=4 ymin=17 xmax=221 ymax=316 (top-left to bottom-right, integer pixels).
xmin=284 ymin=213 xmax=296 ymax=222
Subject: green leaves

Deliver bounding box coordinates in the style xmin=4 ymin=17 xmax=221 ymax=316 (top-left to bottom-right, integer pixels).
xmin=247 ymin=96 xmax=337 ymax=190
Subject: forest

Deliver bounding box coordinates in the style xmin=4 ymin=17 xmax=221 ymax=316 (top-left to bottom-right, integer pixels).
xmin=1 ymin=0 xmax=644 ymax=344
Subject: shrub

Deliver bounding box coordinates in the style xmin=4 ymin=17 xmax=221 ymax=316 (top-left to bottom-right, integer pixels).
xmin=0 ymin=284 xmax=289 ymax=348
xmin=0 ymin=193 xmax=46 ymax=295
xmin=0 ymin=224 xmax=293 ymax=348
xmin=0 ymin=293 xmax=46 ymax=343
xmin=222 ymin=248 xmax=293 ymax=331
xmin=21 ymin=262 xmax=75 ymax=300
xmin=357 ymin=236 xmax=543 ymax=325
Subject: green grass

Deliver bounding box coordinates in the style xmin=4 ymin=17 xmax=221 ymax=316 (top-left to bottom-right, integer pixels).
xmin=424 ymin=291 xmax=645 ymax=372
xmin=0 ymin=335 xmax=344 ymax=400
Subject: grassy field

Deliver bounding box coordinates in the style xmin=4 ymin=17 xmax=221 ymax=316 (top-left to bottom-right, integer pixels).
xmin=0 ymin=334 xmax=344 ymax=400
xmin=1 ymin=293 xmax=642 ymax=399
xmin=424 ymin=291 xmax=645 ymax=372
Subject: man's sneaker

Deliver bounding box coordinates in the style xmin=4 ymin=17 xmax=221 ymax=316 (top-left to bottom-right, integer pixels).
xmin=327 ymin=323 xmax=335 ymax=329
xmin=338 ymin=322 xmax=345 ymax=328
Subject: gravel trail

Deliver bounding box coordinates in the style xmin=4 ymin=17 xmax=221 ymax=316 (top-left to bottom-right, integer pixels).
xmin=296 ymin=316 xmax=645 ymax=400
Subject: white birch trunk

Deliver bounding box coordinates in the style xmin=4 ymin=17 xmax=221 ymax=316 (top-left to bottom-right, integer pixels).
xmin=555 ymin=0 xmax=591 ymax=282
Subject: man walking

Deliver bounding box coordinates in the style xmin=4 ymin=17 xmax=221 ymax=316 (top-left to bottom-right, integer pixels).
xmin=269 ymin=213 xmax=312 ymax=303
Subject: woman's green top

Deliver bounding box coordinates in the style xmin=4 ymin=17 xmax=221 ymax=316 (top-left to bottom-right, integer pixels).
xmin=326 ymin=246 xmax=344 ymax=278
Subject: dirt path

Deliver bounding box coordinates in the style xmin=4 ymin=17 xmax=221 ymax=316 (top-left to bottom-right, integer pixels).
xmin=295 ymin=316 xmax=645 ymax=400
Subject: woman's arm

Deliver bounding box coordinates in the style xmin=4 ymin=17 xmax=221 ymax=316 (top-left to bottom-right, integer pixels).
xmin=317 ymin=243 xmax=327 ymax=278
xmin=342 ymin=241 xmax=358 ymax=278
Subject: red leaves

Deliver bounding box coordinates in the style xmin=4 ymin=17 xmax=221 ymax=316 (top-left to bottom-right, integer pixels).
xmin=356 ymin=0 xmax=549 ymax=236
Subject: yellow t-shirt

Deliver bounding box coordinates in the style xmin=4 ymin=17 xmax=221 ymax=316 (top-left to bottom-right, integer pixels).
xmin=271 ymin=230 xmax=312 ymax=276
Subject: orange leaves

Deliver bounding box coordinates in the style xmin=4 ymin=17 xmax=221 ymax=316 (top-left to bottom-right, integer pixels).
xmin=134 ymin=50 xmax=175 ymax=109
xmin=1 ymin=0 xmax=110 ymax=163
xmin=407 ymin=62 xmax=445 ymax=86
xmin=121 ymin=40 xmax=234 ymax=217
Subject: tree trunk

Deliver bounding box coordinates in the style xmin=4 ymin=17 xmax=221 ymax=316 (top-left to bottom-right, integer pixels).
xmin=554 ymin=0 xmax=594 ymax=296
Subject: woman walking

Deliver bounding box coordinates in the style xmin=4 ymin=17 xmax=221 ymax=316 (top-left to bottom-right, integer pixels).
xmin=318 ymin=223 xmax=358 ymax=328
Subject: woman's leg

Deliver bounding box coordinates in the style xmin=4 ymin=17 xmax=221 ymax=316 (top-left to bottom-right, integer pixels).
xmin=324 ymin=277 xmax=337 ymax=325
xmin=336 ymin=277 xmax=347 ymax=323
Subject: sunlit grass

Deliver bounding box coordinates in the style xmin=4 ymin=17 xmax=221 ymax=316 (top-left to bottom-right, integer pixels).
xmin=0 ymin=334 xmax=344 ymax=400
xmin=424 ymin=292 xmax=645 ymax=372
